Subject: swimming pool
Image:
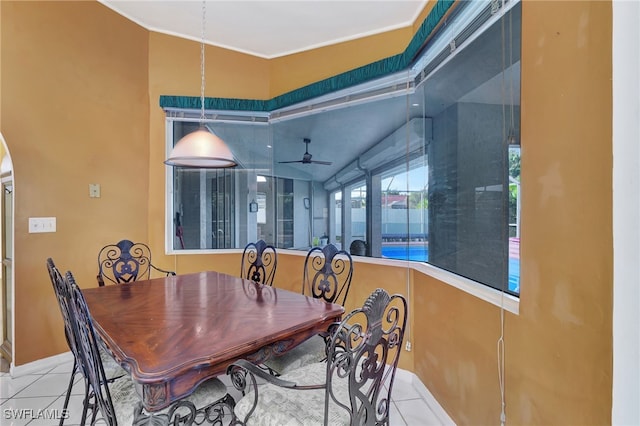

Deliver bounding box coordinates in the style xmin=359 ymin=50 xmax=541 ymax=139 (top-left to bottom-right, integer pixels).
xmin=381 ymin=245 xmax=520 ymax=294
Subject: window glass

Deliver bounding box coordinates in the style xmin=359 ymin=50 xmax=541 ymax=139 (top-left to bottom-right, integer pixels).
xmin=166 ymin=1 xmax=521 ymax=295
xmin=416 ymin=2 xmax=520 ymax=293
xmin=344 ymin=180 xmax=366 ymax=252
xmin=508 ymin=146 xmax=521 ymax=294
xmin=330 ymin=190 xmax=342 ymax=248
xmin=172 ymin=167 xmax=236 ymax=249
xmin=379 ymin=160 xmax=428 ymax=262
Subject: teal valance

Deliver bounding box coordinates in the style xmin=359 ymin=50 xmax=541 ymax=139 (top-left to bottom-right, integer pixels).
xmin=160 ymin=0 xmax=455 ymax=113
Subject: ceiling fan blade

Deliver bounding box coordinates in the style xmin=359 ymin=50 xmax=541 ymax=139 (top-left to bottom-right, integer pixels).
xmin=279 ymin=138 xmax=332 ymax=165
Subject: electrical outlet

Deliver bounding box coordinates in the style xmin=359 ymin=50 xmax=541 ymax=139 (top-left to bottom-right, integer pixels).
xmin=405 ymin=341 xmax=412 ymax=352
xmin=89 ymin=183 xmax=101 ymax=198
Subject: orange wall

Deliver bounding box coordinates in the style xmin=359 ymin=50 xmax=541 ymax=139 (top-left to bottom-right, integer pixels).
xmin=0 ymin=1 xmax=613 ymax=424
xmin=1 ymin=1 xmax=150 ymax=362
xmin=268 ymin=27 xmax=413 ymax=97
xmin=413 ymin=1 xmax=613 ymax=424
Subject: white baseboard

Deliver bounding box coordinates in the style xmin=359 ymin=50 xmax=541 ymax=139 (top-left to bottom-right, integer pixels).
xmin=10 ymin=351 xmax=73 ymax=377
xmin=396 ymin=367 xmax=456 ymax=426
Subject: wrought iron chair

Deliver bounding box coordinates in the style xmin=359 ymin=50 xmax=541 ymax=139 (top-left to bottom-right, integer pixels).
xmin=96 ymin=239 xmax=175 ymax=286
xmin=65 ymin=270 xmax=235 ymax=425
xmin=240 ymin=240 xmax=278 ymax=286
xmin=46 ymin=258 xmax=126 ymax=426
xmin=229 ymin=288 xmax=408 ymax=426
xmin=302 ymin=243 xmax=353 ymax=305
xmin=263 ymin=243 xmax=353 ymax=375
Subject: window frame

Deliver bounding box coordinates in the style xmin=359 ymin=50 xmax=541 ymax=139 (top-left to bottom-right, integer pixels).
xmin=164 ymin=0 xmax=522 ymax=303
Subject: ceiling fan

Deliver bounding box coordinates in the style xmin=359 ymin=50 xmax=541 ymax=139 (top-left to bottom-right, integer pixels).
xmin=278 ymin=138 xmax=332 ymax=165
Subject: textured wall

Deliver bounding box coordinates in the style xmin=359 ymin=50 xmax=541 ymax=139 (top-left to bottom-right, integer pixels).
xmin=415 ymin=1 xmax=613 ymax=424
xmin=1 ymin=2 xmax=614 ymax=424
xmin=1 ymin=1 xmax=150 ymax=364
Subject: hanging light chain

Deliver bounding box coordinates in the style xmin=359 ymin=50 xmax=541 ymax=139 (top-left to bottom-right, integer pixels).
xmin=200 ymin=0 xmax=206 ymax=122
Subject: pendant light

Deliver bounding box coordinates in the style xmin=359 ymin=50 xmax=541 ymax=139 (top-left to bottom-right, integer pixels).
xmin=165 ymin=1 xmax=237 ymax=168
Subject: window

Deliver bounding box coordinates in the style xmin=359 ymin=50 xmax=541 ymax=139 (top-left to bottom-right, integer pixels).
xmin=342 ymin=180 xmax=366 ymax=252
xmin=165 ymin=0 xmax=521 ymax=295
xmin=329 ymin=190 xmax=342 ymax=247
xmin=378 ymin=159 xmax=429 ymax=262
xmin=171 ymin=166 xmax=236 ymax=250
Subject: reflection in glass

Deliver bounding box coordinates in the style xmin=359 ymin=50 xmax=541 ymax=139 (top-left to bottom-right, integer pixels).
xmin=166 ymin=1 xmax=521 ymax=295
xmin=345 ymin=181 xmax=366 ymax=252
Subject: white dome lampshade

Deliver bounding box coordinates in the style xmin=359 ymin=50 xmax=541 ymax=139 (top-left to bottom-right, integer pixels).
xmin=165 ymin=127 xmax=237 ymax=168
xmin=164 ymin=1 xmax=237 ymax=169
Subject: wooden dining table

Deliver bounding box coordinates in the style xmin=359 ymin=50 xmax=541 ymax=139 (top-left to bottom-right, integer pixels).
xmin=81 ymin=271 xmax=344 ymax=412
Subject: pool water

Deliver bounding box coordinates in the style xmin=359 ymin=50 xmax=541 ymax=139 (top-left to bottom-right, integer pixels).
xmin=381 ymin=246 xmax=520 ymax=294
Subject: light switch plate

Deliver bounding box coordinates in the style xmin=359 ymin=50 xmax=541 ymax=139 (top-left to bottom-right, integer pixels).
xmin=29 ymin=217 xmax=56 ymax=233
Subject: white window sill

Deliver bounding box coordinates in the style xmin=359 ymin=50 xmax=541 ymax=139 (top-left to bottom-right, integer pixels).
xmin=333 ymin=252 xmax=520 ymax=315
xmin=169 ymin=248 xmax=520 ymax=315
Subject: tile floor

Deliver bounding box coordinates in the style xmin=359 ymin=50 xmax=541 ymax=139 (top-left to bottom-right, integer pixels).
xmin=0 ymin=356 xmax=453 ymax=425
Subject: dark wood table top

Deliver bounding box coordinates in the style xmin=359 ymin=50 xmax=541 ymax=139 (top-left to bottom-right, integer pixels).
xmin=82 ymin=271 xmax=344 ymax=411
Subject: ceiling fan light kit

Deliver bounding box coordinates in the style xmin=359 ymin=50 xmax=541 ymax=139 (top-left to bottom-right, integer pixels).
xmin=279 ymin=138 xmax=333 ymax=165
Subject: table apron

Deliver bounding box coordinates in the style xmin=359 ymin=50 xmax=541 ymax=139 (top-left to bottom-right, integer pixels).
xmin=133 ymin=319 xmax=336 ymax=412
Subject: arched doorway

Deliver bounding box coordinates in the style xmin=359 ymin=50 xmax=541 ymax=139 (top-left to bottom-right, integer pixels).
xmin=0 ymin=133 xmax=14 ymax=372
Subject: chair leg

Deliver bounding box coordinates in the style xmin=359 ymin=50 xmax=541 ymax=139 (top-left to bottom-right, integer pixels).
xmin=88 ymin=393 xmax=100 ymax=426
xmin=62 ymin=366 xmax=76 ymax=423
xmin=59 ymin=359 xmax=78 ymax=426
xmin=79 ymin=377 xmax=91 ymax=426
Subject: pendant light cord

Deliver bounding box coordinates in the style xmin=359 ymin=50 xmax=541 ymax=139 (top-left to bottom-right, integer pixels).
xmin=200 ymin=0 xmax=206 ymax=123
xmin=496 ymin=1 xmax=508 ymax=425
xmin=404 ymin=72 xmax=412 ymax=351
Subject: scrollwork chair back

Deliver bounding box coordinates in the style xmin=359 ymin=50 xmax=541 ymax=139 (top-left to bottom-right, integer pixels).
xmin=97 ymin=239 xmax=175 ymax=286
xmin=47 ymin=258 xmax=87 ymax=425
xmin=303 ymin=244 xmax=353 ymax=305
xmin=229 ymin=288 xmax=408 ymax=426
xmin=259 ymin=244 xmax=354 ymax=376
xmin=241 ymin=240 xmax=278 ymax=286
xmin=325 ymin=288 xmax=407 ymax=424
xmin=66 ymin=271 xmax=120 ymax=425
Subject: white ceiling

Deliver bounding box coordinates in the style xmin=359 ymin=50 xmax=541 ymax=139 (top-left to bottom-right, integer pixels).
xmin=98 ymin=0 xmax=427 ymax=59
xmin=97 ymin=1 xmax=520 ymax=184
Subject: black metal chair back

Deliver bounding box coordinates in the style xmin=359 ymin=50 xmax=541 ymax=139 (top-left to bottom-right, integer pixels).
xmin=229 ymin=288 xmax=408 ymax=425
xmin=47 ymin=259 xmax=80 ymax=364
xmin=97 ymin=239 xmax=175 ymax=286
xmin=325 ymin=288 xmax=407 ymax=424
xmin=66 ymin=270 xmax=119 ymax=425
xmin=47 ymin=258 xmax=87 ymax=425
xmin=241 ymin=240 xmax=278 ymax=286
xmin=302 ymin=244 xmax=353 ymax=306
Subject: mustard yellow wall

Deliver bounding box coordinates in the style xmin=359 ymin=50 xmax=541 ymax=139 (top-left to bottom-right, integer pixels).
xmin=1 ymin=1 xmax=150 ymax=363
xmin=413 ymin=1 xmax=613 ymax=424
xmin=268 ymin=0 xmax=444 ymax=97
xmin=1 ymin=1 xmax=614 ymax=424
xmin=268 ymin=28 xmax=413 ymax=97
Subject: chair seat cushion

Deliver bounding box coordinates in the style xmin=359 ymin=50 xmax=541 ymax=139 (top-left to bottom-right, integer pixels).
xmin=110 ymin=375 xmax=228 ymax=424
xmin=234 ymin=362 xmax=350 ymax=426
xmin=263 ymin=334 xmax=327 ymax=376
